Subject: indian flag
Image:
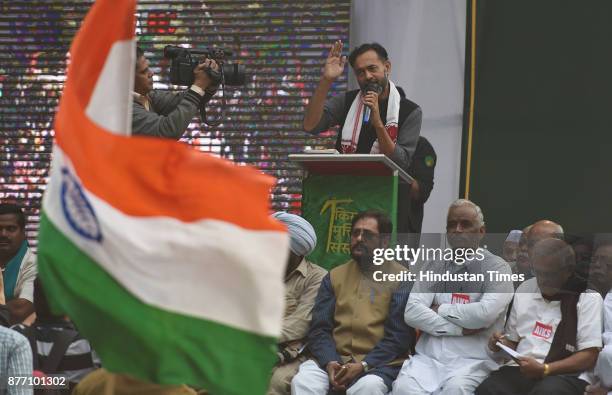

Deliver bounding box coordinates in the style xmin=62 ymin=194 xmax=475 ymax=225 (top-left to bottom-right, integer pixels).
xmin=36 ymin=1 xmax=289 ymax=394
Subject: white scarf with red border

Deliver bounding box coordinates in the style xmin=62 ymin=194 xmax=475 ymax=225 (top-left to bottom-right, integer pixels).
xmin=340 ymin=80 xmax=400 ymax=154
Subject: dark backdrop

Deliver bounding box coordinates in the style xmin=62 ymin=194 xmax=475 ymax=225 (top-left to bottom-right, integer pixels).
xmin=461 ymin=0 xmax=612 ymax=235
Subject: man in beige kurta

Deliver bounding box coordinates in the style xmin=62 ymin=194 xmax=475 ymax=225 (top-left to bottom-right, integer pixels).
xmin=269 ymin=212 xmax=326 ymax=395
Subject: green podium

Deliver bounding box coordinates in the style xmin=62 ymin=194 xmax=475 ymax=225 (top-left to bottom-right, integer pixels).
xmin=289 ymin=154 xmax=413 ymax=270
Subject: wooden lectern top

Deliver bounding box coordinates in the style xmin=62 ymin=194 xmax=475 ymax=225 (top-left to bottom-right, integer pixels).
xmin=288 ymin=153 xmax=414 ymax=184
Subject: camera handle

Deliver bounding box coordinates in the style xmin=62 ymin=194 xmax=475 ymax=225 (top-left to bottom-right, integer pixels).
xmin=204 ymin=65 xmax=222 ymax=86
xmin=198 ymin=58 xmax=229 ymax=127
xmin=199 ymin=70 xmax=227 ymax=128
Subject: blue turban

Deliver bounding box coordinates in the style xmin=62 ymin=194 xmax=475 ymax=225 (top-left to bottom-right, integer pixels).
xmin=272 ymin=212 xmax=317 ymax=256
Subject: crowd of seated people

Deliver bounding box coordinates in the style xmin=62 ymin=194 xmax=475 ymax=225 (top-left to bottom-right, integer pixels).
xmin=1 ymin=197 xmax=610 ymax=395
xmin=287 ymin=199 xmax=611 ymax=395
xmin=1 ymin=204 xmax=100 ymax=394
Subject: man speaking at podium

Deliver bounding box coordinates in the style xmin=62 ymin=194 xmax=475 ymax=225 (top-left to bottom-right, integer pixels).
xmin=303 ymin=41 xmax=428 ymax=234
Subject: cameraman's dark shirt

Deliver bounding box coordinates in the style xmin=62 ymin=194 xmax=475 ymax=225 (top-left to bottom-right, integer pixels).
xmin=132 ymin=88 xmax=204 ymax=139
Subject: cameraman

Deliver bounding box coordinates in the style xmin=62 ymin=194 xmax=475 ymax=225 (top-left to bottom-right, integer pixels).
xmin=132 ymin=47 xmax=218 ymax=139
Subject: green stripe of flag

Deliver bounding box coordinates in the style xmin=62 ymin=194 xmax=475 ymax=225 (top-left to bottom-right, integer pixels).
xmin=37 ymin=213 xmax=276 ymax=395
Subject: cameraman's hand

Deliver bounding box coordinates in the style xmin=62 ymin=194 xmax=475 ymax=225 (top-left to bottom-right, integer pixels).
xmin=193 ymin=58 xmax=219 ymax=91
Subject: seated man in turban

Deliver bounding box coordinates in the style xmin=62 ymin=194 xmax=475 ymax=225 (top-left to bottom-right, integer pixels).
xmin=268 ymin=212 xmax=327 ymax=395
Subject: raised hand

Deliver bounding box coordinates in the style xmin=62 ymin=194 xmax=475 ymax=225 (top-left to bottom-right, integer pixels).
xmin=322 ymin=40 xmax=347 ymax=81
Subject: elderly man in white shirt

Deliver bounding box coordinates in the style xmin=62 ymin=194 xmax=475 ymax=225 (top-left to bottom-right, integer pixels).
xmin=583 ymin=292 xmax=612 ymax=395
xmin=391 ymin=199 xmax=514 ymax=395
xmin=585 ymin=237 xmax=612 ymax=395
xmin=477 ymin=237 xmax=603 ymax=395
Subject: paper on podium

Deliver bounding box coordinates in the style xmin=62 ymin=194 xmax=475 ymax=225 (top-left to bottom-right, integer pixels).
xmin=496 ymin=342 xmax=523 ymax=362
xmin=302 ymin=149 xmax=339 ymax=154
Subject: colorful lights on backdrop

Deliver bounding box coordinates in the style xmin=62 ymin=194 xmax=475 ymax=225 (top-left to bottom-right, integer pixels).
xmin=0 ymin=1 xmax=351 ymax=247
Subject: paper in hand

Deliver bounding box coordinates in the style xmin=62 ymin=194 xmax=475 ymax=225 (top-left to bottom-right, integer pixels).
xmin=496 ymin=341 xmax=522 ymax=362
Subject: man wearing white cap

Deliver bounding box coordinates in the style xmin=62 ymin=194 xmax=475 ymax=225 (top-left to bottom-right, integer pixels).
xmin=268 ymin=212 xmax=327 ymax=395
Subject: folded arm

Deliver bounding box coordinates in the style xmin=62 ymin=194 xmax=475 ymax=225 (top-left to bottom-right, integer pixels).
xmin=405 ymin=278 xmax=462 ymax=336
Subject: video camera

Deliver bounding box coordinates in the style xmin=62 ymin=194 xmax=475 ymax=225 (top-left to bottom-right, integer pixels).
xmin=163 ymin=45 xmax=246 ymax=87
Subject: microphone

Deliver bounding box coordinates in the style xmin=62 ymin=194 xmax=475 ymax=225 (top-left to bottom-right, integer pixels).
xmin=362 ymin=82 xmax=383 ymax=124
